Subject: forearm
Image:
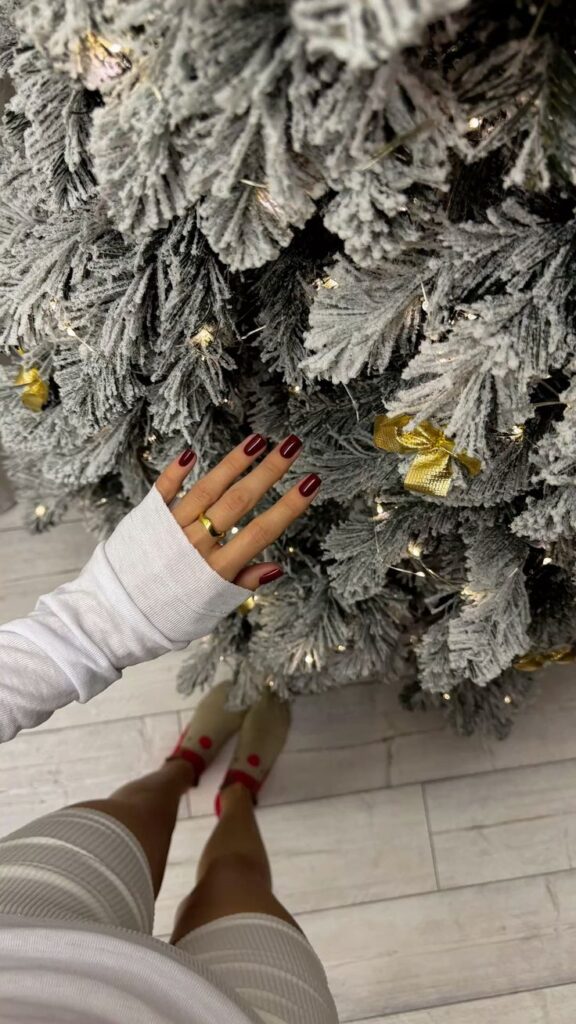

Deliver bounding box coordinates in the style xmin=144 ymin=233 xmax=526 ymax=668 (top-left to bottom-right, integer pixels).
xmin=0 ymin=486 xmax=250 ymax=742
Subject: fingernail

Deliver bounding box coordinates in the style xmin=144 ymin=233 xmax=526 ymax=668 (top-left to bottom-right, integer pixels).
xmin=244 ymin=433 xmax=267 ymax=456
xmin=259 ymin=567 xmax=284 ymax=585
xmin=299 ymin=473 xmax=321 ymax=497
xmin=279 ymin=434 xmax=303 ymax=459
xmin=178 ymin=448 xmax=195 ymax=467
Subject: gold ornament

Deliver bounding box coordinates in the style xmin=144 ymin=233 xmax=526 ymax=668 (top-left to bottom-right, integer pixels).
xmin=237 ymin=594 xmax=258 ymax=616
xmin=14 ymin=367 xmax=49 ymax=412
xmin=514 ymin=644 xmax=576 ymax=672
xmin=373 ymin=413 xmax=482 ymax=497
xmin=74 ymin=31 xmax=132 ymax=90
xmin=188 ymin=324 xmax=216 ymax=348
xmin=313 ymin=276 xmax=339 ymax=291
xmin=461 ymin=585 xmax=488 ymax=604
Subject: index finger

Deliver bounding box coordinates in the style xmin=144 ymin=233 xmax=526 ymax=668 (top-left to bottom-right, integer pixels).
xmin=209 ymin=473 xmax=321 ymax=581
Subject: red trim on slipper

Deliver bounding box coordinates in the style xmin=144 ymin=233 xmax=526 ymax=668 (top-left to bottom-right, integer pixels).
xmin=215 ymin=769 xmax=263 ymax=818
xmin=167 ymin=745 xmax=206 ymax=776
xmin=222 ymin=769 xmax=261 ymax=797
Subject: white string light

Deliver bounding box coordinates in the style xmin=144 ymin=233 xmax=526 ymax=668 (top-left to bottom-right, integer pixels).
xmin=442 ymin=692 xmax=451 ymax=701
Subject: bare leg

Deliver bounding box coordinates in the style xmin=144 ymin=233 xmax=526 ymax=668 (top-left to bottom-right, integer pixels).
xmin=72 ymin=759 xmax=196 ymax=896
xmin=170 ymin=783 xmax=300 ymax=944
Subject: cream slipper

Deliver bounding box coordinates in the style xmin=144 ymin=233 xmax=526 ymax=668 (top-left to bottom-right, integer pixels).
xmin=215 ymin=690 xmax=291 ymax=815
xmin=167 ymin=681 xmax=245 ymax=781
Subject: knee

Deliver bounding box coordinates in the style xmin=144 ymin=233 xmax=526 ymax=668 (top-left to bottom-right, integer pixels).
xmin=202 ymin=851 xmax=270 ymax=888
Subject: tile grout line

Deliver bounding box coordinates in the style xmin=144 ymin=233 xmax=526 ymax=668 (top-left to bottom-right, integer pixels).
xmin=292 ymin=862 xmax=576 ymax=919
xmin=17 ymin=708 xmax=576 ymax=797
xmin=421 ymin=782 xmax=441 ymax=891
xmin=339 ymin=978 xmax=576 ymax=1023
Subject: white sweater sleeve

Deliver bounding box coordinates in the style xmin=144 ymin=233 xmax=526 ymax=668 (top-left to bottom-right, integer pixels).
xmin=0 ymin=485 xmax=252 ymax=742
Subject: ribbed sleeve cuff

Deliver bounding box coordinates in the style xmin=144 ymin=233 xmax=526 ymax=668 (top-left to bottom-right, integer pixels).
xmin=104 ymin=485 xmax=252 ymax=644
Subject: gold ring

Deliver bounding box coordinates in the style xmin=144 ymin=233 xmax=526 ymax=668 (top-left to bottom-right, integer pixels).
xmin=198 ymin=513 xmax=226 ymax=541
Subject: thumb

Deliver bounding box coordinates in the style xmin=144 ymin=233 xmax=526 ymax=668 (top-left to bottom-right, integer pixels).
xmin=234 ymin=562 xmax=284 ymax=591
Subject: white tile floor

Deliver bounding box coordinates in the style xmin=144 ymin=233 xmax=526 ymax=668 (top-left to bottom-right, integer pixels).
xmin=2 ymin=506 xmax=576 ymax=1021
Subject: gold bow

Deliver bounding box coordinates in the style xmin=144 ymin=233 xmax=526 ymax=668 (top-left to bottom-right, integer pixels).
xmin=373 ymin=413 xmax=482 ymax=497
xmin=13 ymin=367 xmax=49 ymax=412
xmin=514 ymin=644 xmax=576 ymax=672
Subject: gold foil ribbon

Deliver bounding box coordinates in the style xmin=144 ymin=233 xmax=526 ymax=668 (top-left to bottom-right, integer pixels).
xmin=514 ymin=644 xmax=576 ymax=672
xmin=373 ymin=413 xmax=482 ymax=497
xmin=13 ymin=367 xmax=49 ymax=412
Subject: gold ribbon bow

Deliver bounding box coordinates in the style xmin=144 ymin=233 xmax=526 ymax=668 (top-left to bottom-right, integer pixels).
xmin=373 ymin=413 xmax=482 ymax=498
xmin=514 ymin=644 xmax=576 ymax=672
xmin=13 ymin=367 xmax=49 ymax=412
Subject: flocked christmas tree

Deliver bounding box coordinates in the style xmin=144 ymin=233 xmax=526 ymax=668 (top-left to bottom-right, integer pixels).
xmin=1 ymin=0 xmax=576 ymax=736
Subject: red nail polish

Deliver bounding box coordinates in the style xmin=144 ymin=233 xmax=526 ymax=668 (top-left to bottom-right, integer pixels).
xmin=244 ymin=434 xmax=267 ymax=456
xmin=299 ymin=473 xmax=321 ymax=497
xmin=178 ymin=448 xmax=195 ymax=466
xmin=259 ymin=567 xmax=284 ymax=585
xmin=279 ymin=434 xmax=303 ymax=459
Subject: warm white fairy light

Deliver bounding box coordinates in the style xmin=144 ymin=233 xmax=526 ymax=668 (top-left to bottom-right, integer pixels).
xmin=336 ymin=643 xmax=346 ymax=652
xmin=420 ymin=281 xmax=429 ymax=313
xmin=442 ymin=692 xmax=451 ymax=701
xmin=407 ymin=539 xmax=423 ymax=558
xmin=510 ymin=424 xmax=524 ymax=441
xmin=468 ymin=116 xmax=482 ymax=129
xmin=287 ymin=545 xmax=296 ymax=554
xmin=304 ymin=652 xmax=314 ymax=665
xmin=388 ymin=565 xmax=426 ymax=578
xmin=542 ymin=555 xmax=552 ymax=565
xmin=230 ymin=525 xmax=239 ymax=535
xmin=288 ymin=384 xmax=301 ymax=394
xmin=375 ymin=501 xmax=384 ymax=515
xmin=34 ymin=504 xmax=47 ymax=518
xmin=266 ymin=676 xmax=277 ymax=690
xmin=503 ymin=695 xmax=512 ymax=704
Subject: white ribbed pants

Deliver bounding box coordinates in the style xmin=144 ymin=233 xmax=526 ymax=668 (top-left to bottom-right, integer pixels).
xmin=0 ymin=807 xmax=339 ymax=1024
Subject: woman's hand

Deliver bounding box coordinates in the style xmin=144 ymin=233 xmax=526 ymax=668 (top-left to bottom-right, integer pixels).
xmin=155 ymin=433 xmax=321 ymax=591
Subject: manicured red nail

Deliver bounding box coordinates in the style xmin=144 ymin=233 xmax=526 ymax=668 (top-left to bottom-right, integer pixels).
xmin=244 ymin=433 xmax=267 ymax=456
xmin=279 ymin=434 xmax=303 ymax=459
xmin=178 ymin=448 xmax=195 ymax=466
xmin=259 ymin=567 xmax=284 ymax=585
xmin=299 ymin=473 xmax=321 ymax=497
